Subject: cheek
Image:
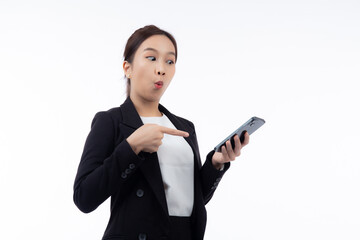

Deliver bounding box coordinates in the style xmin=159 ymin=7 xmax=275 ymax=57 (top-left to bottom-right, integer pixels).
xmin=168 ymin=68 xmax=176 ymax=79
xmin=138 ymin=62 xmax=153 ymax=78
xmin=132 ymin=65 xmax=147 ymax=84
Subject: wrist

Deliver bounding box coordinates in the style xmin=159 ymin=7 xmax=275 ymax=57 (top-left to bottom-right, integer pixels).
xmin=212 ymin=158 xmax=224 ymax=170
xmin=126 ymin=137 xmax=141 ymax=155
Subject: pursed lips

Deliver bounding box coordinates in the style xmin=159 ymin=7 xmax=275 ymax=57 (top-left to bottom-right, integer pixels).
xmin=154 ymin=81 xmax=163 ymax=89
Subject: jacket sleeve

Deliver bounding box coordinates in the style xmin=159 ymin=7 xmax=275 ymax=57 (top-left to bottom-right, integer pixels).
xmin=200 ymin=150 xmax=230 ymax=204
xmin=73 ymin=111 xmax=145 ymax=213
xmin=189 ymin=121 xmax=231 ymax=204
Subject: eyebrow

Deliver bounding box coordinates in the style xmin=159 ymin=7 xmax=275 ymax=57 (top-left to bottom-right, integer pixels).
xmin=143 ymin=47 xmax=175 ymax=57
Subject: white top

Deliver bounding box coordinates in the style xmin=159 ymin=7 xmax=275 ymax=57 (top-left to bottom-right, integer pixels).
xmin=140 ymin=113 xmax=194 ymax=216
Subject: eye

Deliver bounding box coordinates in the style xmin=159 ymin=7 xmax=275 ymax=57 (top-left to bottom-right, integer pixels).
xmin=146 ymin=56 xmax=174 ymax=65
xmin=146 ymin=56 xmax=156 ymax=61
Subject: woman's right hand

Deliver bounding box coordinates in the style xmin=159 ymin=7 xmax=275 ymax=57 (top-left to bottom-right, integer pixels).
xmin=126 ymin=124 xmax=189 ymax=154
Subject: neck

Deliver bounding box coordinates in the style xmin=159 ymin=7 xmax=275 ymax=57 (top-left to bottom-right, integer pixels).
xmin=130 ymin=95 xmax=162 ymax=117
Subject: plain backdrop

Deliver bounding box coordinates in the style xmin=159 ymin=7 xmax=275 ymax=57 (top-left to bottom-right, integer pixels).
xmin=1 ymin=0 xmax=359 ymax=239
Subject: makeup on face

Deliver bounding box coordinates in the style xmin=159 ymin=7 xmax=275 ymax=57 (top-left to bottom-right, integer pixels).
xmin=155 ymin=81 xmax=163 ymax=89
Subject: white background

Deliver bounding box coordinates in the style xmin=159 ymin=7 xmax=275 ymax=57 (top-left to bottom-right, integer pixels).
xmin=1 ymin=0 xmax=359 ymax=239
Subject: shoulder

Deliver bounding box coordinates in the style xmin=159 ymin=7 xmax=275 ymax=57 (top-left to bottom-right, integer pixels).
xmin=90 ymin=106 xmax=122 ymax=127
xmin=173 ymin=113 xmax=195 ymax=129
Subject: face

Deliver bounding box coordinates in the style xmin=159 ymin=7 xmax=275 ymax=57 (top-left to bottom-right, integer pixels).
xmin=123 ymin=34 xmax=176 ymax=103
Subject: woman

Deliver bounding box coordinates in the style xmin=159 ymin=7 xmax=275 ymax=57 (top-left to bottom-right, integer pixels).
xmin=73 ymin=24 xmax=249 ymax=240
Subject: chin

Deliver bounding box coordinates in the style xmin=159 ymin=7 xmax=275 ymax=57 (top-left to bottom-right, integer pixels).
xmin=152 ymin=88 xmax=167 ymax=100
xmin=136 ymin=88 xmax=167 ymax=103
xmin=144 ymin=93 xmax=164 ymax=103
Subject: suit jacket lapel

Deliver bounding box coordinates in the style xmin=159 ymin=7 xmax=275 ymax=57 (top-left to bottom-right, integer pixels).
xmin=119 ymin=96 xmax=144 ymax=130
xmin=119 ymin=97 xmax=169 ymax=217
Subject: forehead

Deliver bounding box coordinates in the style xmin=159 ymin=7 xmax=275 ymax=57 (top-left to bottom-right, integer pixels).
xmin=137 ymin=35 xmax=175 ymax=55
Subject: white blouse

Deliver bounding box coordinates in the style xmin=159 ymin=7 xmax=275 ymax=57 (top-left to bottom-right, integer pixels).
xmin=140 ymin=113 xmax=194 ymax=216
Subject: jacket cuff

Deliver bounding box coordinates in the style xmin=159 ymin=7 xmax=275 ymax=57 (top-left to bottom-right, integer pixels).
xmin=112 ymin=139 xmax=146 ymax=181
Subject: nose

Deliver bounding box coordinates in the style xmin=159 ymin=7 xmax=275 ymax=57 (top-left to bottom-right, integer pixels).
xmin=156 ymin=62 xmax=166 ymax=76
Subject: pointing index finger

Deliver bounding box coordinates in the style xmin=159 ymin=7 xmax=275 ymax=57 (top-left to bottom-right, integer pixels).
xmin=160 ymin=126 xmax=189 ymax=137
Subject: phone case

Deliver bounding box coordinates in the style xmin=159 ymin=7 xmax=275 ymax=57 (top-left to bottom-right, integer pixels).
xmin=214 ymin=116 xmax=265 ymax=152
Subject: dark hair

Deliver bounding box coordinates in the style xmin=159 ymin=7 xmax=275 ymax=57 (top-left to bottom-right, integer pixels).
xmin=123 ymin=25 xmax=178 ymax=97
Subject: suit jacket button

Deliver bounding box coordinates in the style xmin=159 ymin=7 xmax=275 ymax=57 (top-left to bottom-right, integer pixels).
xmin=129 ymin=163 xmax=136 ymax=169
xmin=125 ymin=168 xmax=131 ymax=174
xmin=136 ymin=189 xmax=144 ymax=197
xmin=121 ymin=172 xmax=127 ymax=179
xmin=138 ymin=233 xmax=147 ymax=240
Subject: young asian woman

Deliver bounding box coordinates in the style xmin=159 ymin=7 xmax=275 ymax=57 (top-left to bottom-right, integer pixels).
xmin=73 ymin=25 xmax=250 ymax=240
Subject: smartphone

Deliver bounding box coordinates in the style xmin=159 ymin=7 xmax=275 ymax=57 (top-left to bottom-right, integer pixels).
xmin=214 ymin=116 xmax=265 ymax=152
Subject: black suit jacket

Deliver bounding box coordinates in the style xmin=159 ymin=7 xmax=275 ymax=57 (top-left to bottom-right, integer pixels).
xmin=73 ymin=97 xmax=230 ymax=240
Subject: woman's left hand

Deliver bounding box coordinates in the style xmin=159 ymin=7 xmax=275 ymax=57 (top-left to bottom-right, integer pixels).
xmin=212 ymin=132 xmax=250 ymax=170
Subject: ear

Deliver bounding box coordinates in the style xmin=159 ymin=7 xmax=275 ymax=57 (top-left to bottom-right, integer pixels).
xmin=123 ymin=61 xmax=132 ymax=77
